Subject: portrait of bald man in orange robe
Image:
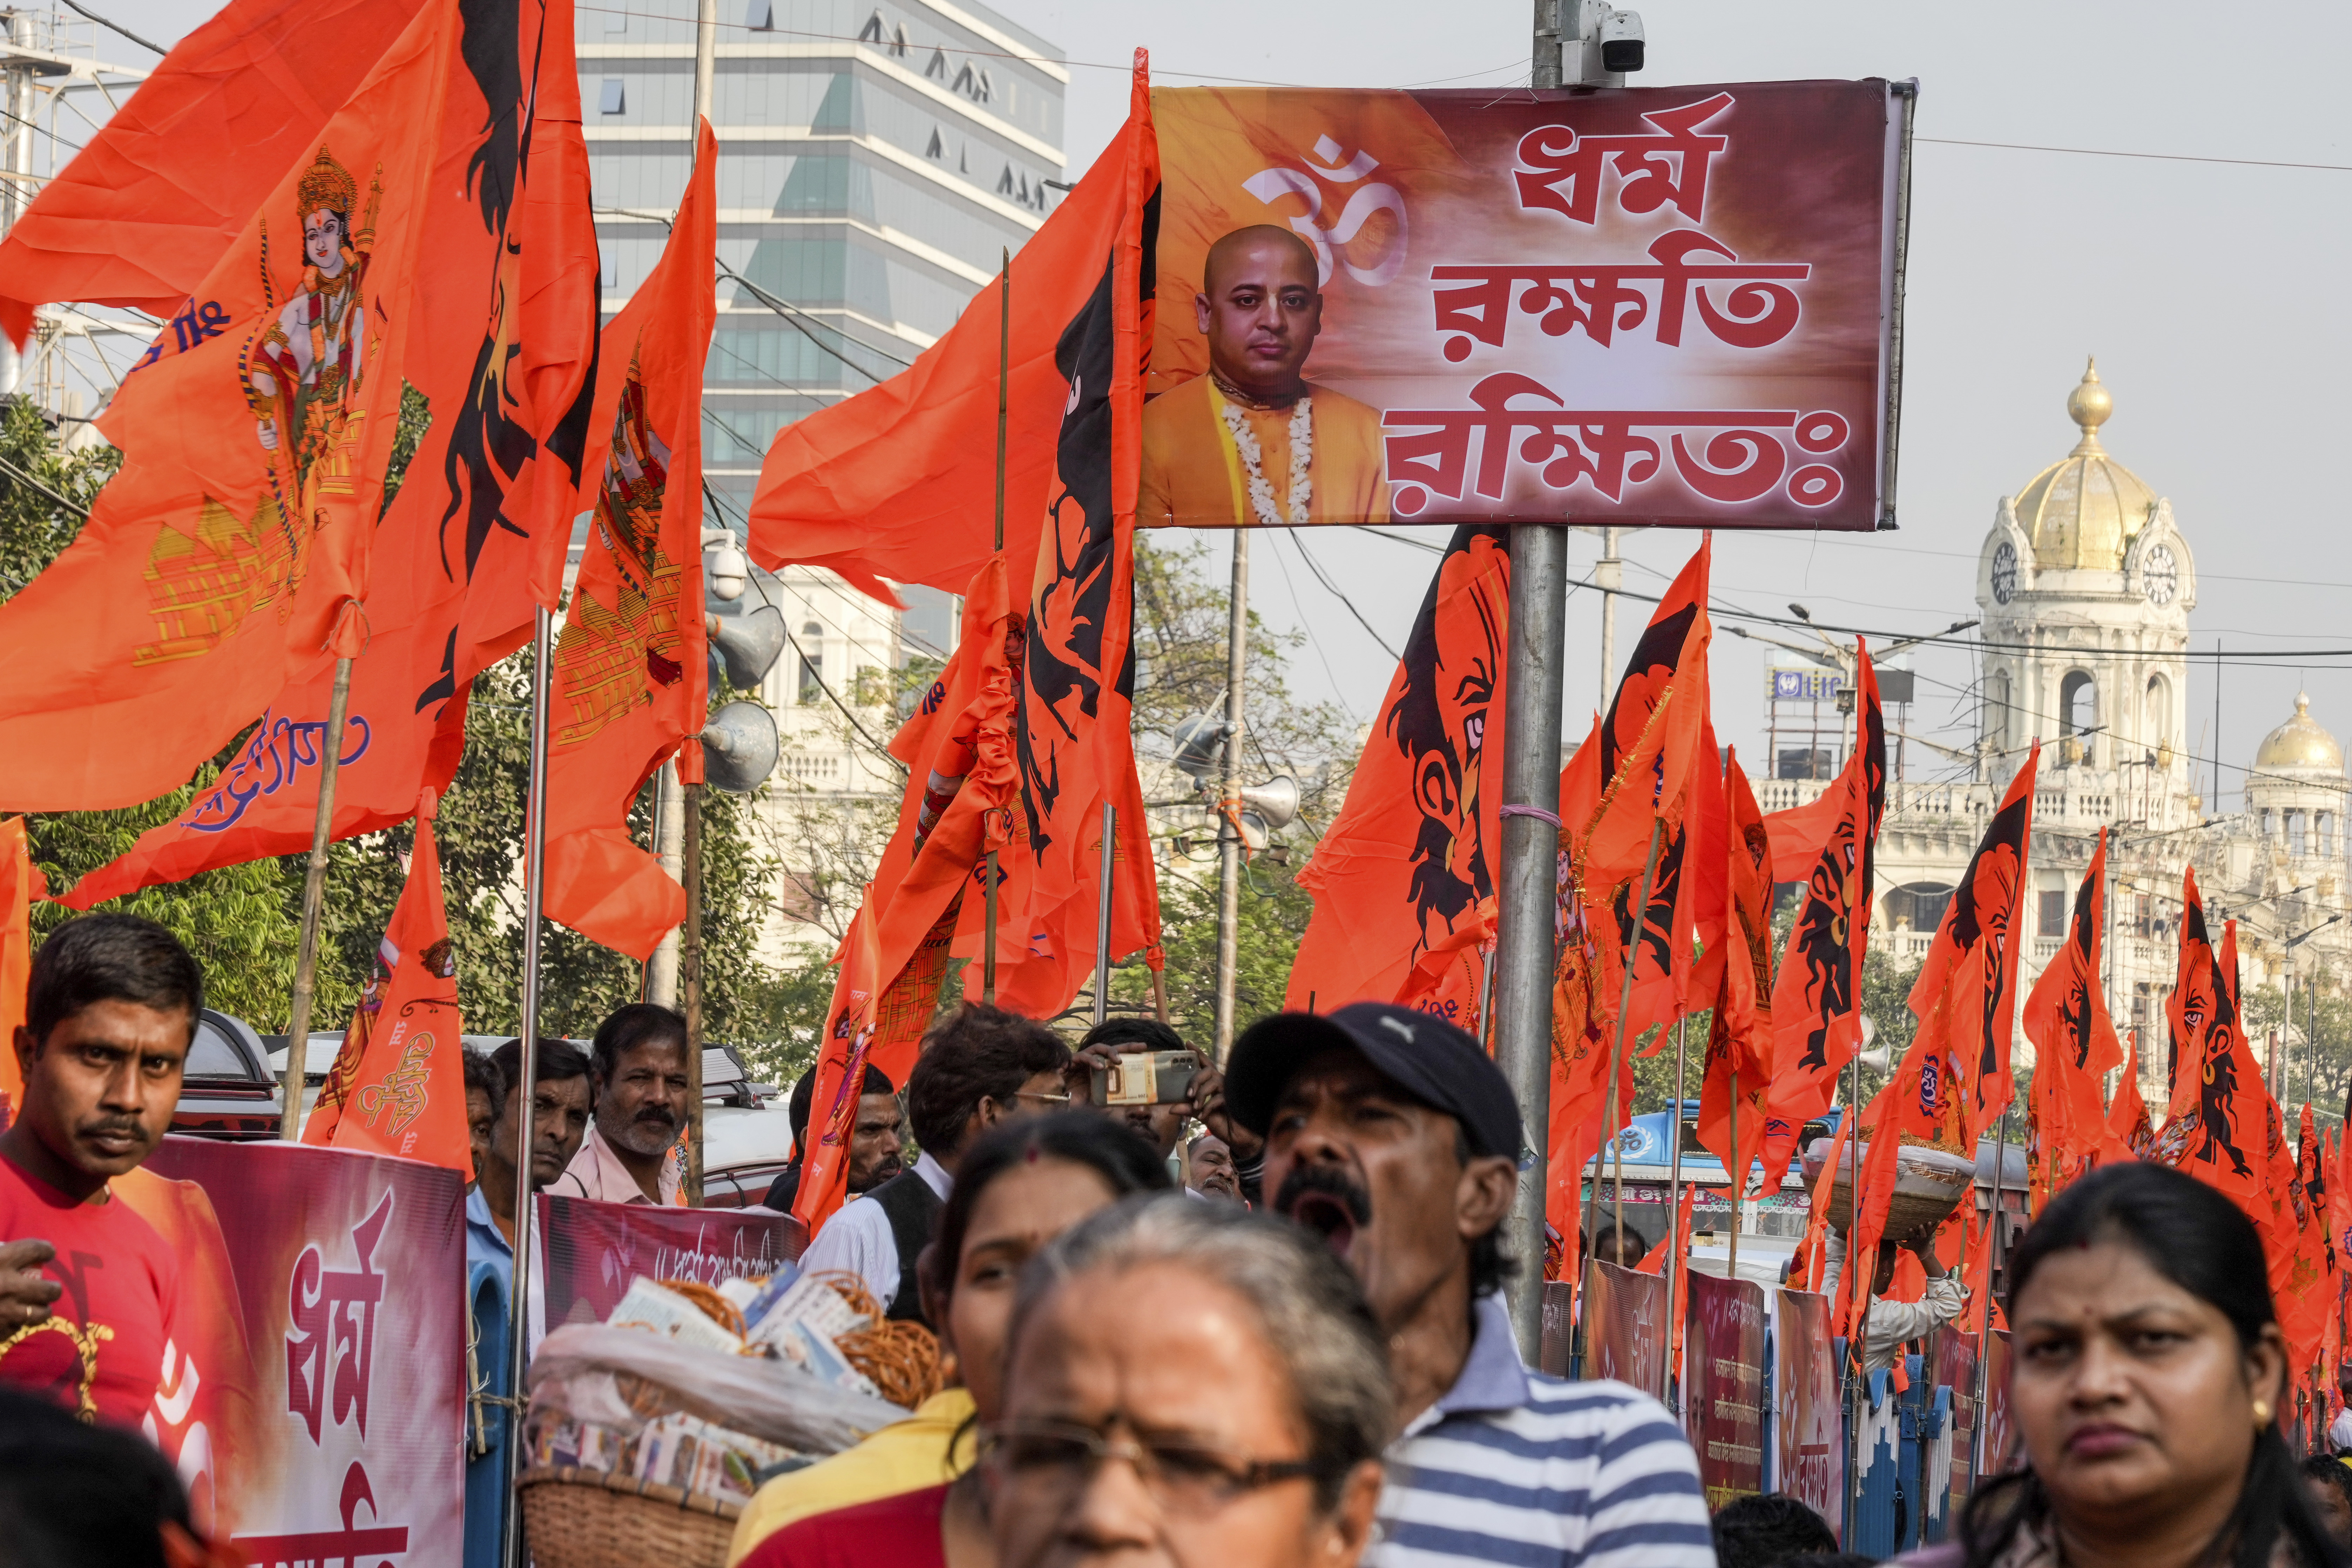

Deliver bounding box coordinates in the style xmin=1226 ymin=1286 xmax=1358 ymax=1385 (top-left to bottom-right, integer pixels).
xmin=1139 ymin=224 xmax=1390 ymax=529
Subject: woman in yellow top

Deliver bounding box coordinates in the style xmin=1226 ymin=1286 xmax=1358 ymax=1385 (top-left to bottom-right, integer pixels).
xmin=727 ymin=1113 xmax=1171 ymax=1565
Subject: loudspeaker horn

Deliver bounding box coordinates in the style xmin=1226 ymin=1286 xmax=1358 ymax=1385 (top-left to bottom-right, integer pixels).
xmin=1236 ymin=775 xmax=1299 ymax=832
xmin=699 ymin=700 xmax=780 ymax=793
xmin=1169 ymin=712 xmax=1230 ymax=784
xmin=708 ymin=604 xmax=786 ymax=688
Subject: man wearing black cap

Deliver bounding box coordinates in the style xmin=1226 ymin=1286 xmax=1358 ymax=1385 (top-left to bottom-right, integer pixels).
xmin=1226 ymin=1002 xmax=1711 ymax=1568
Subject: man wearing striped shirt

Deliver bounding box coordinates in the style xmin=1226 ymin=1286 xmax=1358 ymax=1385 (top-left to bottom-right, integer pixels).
xmin=1227 ymin=1002 xmax=1717 ymax=1567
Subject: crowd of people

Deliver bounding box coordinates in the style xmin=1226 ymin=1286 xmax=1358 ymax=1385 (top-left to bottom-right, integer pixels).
xmin=10 ymin=911 xmax=2352 ymax=1567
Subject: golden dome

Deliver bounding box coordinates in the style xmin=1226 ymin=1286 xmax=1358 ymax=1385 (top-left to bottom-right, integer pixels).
xmin=2256 ymin=692 xmax=2343 ymax=773
xmin=2011 ymin=359 xmax=2159 ymax=572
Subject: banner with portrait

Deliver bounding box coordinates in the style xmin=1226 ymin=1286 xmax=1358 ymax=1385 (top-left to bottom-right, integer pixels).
xmin=1146 ymin=80 xmax=1908 ymax=532
xmin=127 ymin=1137 xmax=466 ymax=1563
xmin=1773 ymin=1285 xmax=1843 ymax=1530
xmin=1583 ymin=1259 xmax=1668 ymax=1393
xmin=536 ymin=1193 xmax=807 ymax=1340
xmin=1685 ymin=1271 xmax=1766 ymax=1509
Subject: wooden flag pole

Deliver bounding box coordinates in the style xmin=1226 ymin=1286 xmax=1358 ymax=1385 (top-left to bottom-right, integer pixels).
xmin=1091 ymin=803 xmax=1115 ymax=1027
xmin=1727 ymin=1066 xmax=1741 ymax=1283
xmin=682 ymin=777 xmax=705 ymax=1205
xmin=1971 ymin=1104 xmax=2012 ymax=1482
xmin=984 ymin=248 xmax=1008 ymax=1005
xmin=278 ymin=655 xmax=355 ymax=1139
xmin=1576 ymin=817 xmax=1667 ymax=1378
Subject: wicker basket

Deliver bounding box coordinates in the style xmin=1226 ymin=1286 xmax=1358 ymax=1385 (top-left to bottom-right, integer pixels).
xmin=518 ymin=1465 xmax=743 ymax=1568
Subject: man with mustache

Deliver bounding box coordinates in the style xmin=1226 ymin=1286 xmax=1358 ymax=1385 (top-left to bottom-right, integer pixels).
xmin=551 ymin=1003 xmax=690 ymax=1205
xmin=1226 ymin=1001 xmax=1711 ymax=1567
xmin=762 ymin=1063 xmax=901 ymax=1213
xmin=0 ymin=914 xmax=200 ymax=1428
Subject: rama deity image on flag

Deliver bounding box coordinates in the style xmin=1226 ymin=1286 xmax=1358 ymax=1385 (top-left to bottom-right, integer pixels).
xmin=1146 ymin=80 xmax=1905 ymax=530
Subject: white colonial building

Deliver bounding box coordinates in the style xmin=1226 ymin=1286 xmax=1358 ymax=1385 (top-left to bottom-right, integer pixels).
xmin=1760 ymin=363 xmax=2352 ymax=1098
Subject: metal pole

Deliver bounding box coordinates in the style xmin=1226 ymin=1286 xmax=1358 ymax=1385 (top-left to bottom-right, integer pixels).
xmin=983 ymin=249 xmax=1009 ymax=1005
xmin=1496 ymin=521 xmax=1568 ymax=1363
xmin=1728 ymin=1065 xmax=1741 ymax=1283
xmin=500 ymin=607 xmax=555 ymax=1568
xmin=1213 ymin=530 xmax=1250 ymax=1061
xmin=648 ymin=763 xmax=683 ymax=1006
xmin=1597 ymin=527 xmax=1620 ymax=709
xmin=1577 ymin=818 xmax=1667 ymax=1371
xmin=1845 ymin=1044 xmax=1865 ymax=1547
xmin=692 ymin=0 xmax=716 ymax=125
xmin=278 ymin=655 xmax=355 ymax=1139
xmin=1661 ymin=1014 xmax=1689 ymax=1406
xmin=682 ymin=779 xmax=704 ymax=1205
xmin=1092 ymin=803 xmax=1116 ymax=1027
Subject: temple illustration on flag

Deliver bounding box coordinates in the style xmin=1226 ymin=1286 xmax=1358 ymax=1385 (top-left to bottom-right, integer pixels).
xmin=1762 ymin=362 xmax=2352 ymax=1098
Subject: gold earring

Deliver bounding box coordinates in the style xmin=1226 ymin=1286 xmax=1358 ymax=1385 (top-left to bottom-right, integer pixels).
xmin=2253 ymin=1400 xmax=2272 ymax=1427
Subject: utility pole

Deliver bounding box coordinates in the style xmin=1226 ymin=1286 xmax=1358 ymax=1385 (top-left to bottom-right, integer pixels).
xmin=1596 ymin=526 xmax=1620 ymax=706
xmin=1213 ymin=532 xmax=1250 ymax=1059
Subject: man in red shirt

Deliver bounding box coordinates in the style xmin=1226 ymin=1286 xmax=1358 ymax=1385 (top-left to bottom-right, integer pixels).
xmin=0 ymin=914 xmax=199 ymax=1428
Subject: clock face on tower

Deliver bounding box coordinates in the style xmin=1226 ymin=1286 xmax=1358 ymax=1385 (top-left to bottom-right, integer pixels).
xmin=2144 ymin=543 xmax=2179 ymax=606
xmin=1991 ymin=541 xmax=2018 ymax=604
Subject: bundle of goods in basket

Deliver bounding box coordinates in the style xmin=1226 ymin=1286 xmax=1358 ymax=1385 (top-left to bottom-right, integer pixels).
xmin=519 ymin=1265 xmax=945 ymax=1567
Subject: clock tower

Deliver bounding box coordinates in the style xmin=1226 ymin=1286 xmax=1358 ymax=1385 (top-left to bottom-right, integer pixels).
xmin=1974 ymin=361 xmax=2196 ymax=824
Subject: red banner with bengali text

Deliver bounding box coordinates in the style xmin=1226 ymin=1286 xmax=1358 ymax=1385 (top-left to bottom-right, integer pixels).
xmin=536 ymin=1193 xmax=806 ymax=1340
xmin=1148 ymin=80 xmax=1907 ymax=531
xmin=1684 ymin=1271 xmax=1765 ymax=1509
xmin=128 ymin=1137 xmax=464 ymax=1561
xmin=1583 ymin=1259 xmax=1667 ymax=1394
xmin=1773 ymin=1286 xmax=1842 ymax=1533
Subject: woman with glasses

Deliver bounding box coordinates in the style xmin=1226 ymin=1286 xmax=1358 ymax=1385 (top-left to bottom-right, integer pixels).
xmin=740 ymin=1111 xmax=1170 ymax=1568
xmin=986 ymin=1196 xmax=1390 ymax=1568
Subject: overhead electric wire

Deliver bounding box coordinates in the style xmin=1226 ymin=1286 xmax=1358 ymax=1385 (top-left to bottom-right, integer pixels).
xmin=715 ymin=258 xmax=915 ymax=378
xmin=1283 ymin=528 xmax=1398 ymax=661
xmin=0 ymin=452 xmax=90 ymax=518
xmin=54 ymin=0 xmax=164 ymax=56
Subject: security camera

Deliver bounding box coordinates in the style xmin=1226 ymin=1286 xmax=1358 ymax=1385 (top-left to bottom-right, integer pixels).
xmin=1599 ymin=8 xmax=1644 ymax=73
xmin=705 ymin=535 xmax=749 ymax=602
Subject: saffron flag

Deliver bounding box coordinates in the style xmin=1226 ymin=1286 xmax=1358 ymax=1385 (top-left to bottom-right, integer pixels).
xmin=748 ymin=49 xmax=1165 ymax=605
xmin=0 ymin=2 xmax=463 ymax=810
xmin=0 ymin=0 xmax=431 ymax=345
xmin=1755 ymin=646 xmax=1886 ymax=1189
xmin=1843 ymin=1023 xmax=1947 ymax=1337
xmin=301 ymin=790 xmax=468 ymax=1171
xmin=2334 ymin=1111 xmax=2352 ymax=1272
xmin=2021 ymin=827 xmax=2120 ymax=1201
xmin=792 ymin=552 xmax=1026 ymax=1231
xmin=60 ymin=0 xmax=599 ymax=904
xmin=1905 ymin=748 xmax=2037 ymax=1142
xmin=0 ymin=817 xmax=38 ymax=1129
xmin=1693 ymin=747 xmax=1774 ymax=1187
xmin=993 ymin=58 xmax=1164 ymax=1019
xmin=2154 ymin=920 xmax=2265 ymax=1207
xmin=1285 ymin=523 xmax=1509 ymax=1021
xmin=2104 ymin=1032 xmax=2154 ymax=1161
xmin=2293 ymin=1102 xmax=2336 ymax=1380
xmin=2164 ymin=868 xmax=2218 ymax=1120
xmin=541 ymin=122 xmax=717 ymax=960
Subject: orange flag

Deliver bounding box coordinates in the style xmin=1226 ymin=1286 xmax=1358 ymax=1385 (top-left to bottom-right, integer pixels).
xmin=2022 ymin=829 xmax=2119 ymax=1204
xmin=2292 ymin=1102 xmax=2336 ymax=1381
xmin=991 ymin=60 xmax=1163 ymax=1019
xmin=1755 ymin=646 xmax=1886 ymax=1189
xmin=2104 ymin=1031 xmax=2155 ymax=1161
xmin=793 ymin=553 xmax=1027 ymax=1232
xmin=2334 ymin=1113 xmax=2352 ymax=1271
xmin=2164 ymin=868 xmax=2217 ymax=1120
xmin=0 ymin=3 xmax=462 ymax=810
xmin=0 ymin=817 xmax=40 ymax=1131
xmin=1693 ymin=748 xmax=1774 ymax=1185
xmin=0 ymin=0 xmax=430 ymax=345
xmin=1843 ymin=1016 xmax=1956 ymax=1337
xmin=58 ymin=2 xmax=599 ymax=904
xmin=748 ymin=49 xmax=1164 ymax=606
xmin=1286 ymin=524 xmax=1509 ymax=1021
xmin=541 ymin=122 xmax=718 ymax=960
xmin=1906 ymin=748 xmax=2038 ymax=1142
xmin=302 ymin=790 xmax=468 ymax=1172
xmin=2155 ymin=921 xmax=2266 ymax=1208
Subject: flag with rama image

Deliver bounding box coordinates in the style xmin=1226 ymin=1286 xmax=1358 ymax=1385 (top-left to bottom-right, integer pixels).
xmin=58 ymin=0 xmax=599 ymax=903
xmin=1286 ymin=522 xmax=1509 ymax=1022
xmin=2021 ymin=826 xmax=2120 ymax=1205
xmin=1692 ymin=746 xmax=1774 ymax=1187
xmin=541 ymin=120 xmax=718 ymax=960
xmin=302 ymin=789 xmax=468 ymax=1171
xmin=2152 ymin=917 xmax=2265 ymax=1208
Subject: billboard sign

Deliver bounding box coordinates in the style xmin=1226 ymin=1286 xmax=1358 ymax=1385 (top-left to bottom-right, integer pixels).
xmin=1685 ymin=1271 xmax=1766 ymax=1508
xmin=1147 ymin=80 xmax=1911 ymax=531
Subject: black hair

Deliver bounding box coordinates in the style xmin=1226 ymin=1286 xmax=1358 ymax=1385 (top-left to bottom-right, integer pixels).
xmin=489 ymin=1037 xmax=590 ymax=1100
xmin=921 ymin=1109 xmax=1171 ymax=1318
xmin=25 ymin=914 xmax=202 ymax=1047
xmin=1077 ymin=1017 xmax=1187 ymax=1054
xmin=1710 ymin=1493 xmax=1838 ymax=1568
xmin=0 ymin=1386 xmax=192 ymax=1566
xmin=787 ymin=1062 xmax=897 ymax=1146
xmin=1959 ymin=1162 xmax=2350 ymax=1568
xmin=904 ymin=1003 xmax=1070 ymax=1155
xmin=2304 ymin=1454 xmax=2352 ymax=1527
xmin=462 ymin=1048 xmax=505 ymax=1108
xmin=1780 ymin=1556 xmax=1879 ymax=1568
xmin=588 ymin=1003 xmax=687 ymax=1082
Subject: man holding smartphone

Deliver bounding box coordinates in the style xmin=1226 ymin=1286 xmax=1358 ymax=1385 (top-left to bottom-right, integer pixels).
xmin=1070 ymin=1019 xmax=1266 ymax=1200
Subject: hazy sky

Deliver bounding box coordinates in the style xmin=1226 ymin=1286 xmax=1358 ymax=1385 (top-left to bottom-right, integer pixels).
xmin=100 ymin=0 xmax=2352 ymax=809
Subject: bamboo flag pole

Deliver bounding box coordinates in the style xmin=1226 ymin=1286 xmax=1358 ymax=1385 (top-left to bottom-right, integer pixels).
xmin=1091 ymin=803 xmax=1115 ymax=1027
xmin=1728 ymin=1066 xmax=1741 ymax=1284
xmin=682 ymin=778 xmax=705 ymax=1205
xmin=1577 ymin=817 xmax=1667 ymax=1378
xmin=983 ymin=248 xmax=1008 ymax=1006
xmin=1660 ymin=1013 xmax=1690 ymax=1407
xmin=278 ymin=655 xmax=355 ymax=1138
